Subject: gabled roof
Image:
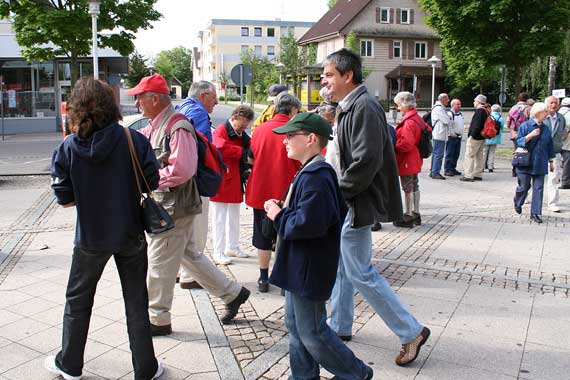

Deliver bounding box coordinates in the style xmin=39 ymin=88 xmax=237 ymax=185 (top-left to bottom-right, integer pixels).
xmin=298 ymin=0 xmax=373 ymax=44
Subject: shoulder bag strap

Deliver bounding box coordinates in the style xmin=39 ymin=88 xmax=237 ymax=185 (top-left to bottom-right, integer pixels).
xmin=124 ymin=127 xmax=153 ymax=195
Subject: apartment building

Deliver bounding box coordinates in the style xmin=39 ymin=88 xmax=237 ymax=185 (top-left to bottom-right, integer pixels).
xmin=193 ymin=19 xmax=314 ymax=90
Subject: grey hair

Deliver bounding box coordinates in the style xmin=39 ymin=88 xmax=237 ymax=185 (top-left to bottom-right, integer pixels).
xmin=530 ymin=102 xmax=548 ymax=119
xmin=491 ymin=104 xmax=501 ymax=113
xmin=394 ymin=91 xmax=416 ymax=109
xmin=317 ymin=104 xmax=336 ymax=116
xmin=438 ymin=93 xmax=449 ymax=101
xmin=274 ymin=92 xmax=302 ymax=115
xmin=544 ymin=95 xmax=559 ymax=105
xmin=148 ymin=92 xmax=172 ymax=104
xmin=322 ymin=48 xmax=363 ymax=84
xmin=188 ymin=81 xmax=215 ymax=98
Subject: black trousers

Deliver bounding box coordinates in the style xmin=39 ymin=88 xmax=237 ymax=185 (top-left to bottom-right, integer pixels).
xmin=55 ymin=236 xmax=158 ymax=380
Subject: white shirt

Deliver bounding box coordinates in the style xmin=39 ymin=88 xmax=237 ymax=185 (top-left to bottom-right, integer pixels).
xmin=451 ymin=110 xmax=465 ymax=136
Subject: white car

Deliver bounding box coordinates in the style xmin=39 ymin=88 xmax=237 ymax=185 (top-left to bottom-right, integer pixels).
xmin=121 ymin=114 xmax=149 ymax=131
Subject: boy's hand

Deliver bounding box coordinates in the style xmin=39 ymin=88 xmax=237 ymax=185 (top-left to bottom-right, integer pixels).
xmin=264 ymin=199 xmax=282 ymax=221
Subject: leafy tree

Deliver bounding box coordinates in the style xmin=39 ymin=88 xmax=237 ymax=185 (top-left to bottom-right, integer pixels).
xmin=126 ymin=51 xmax=150 ymax=89
xmin=0 ymin=0 xmax=161 ymax=85
xmin=279 ymin=32 xmax=315 ymax=97
xmin=154 ymin=46 xmax=193 ymax=97
xmin=345 ymin=32 xmax=359 ymax=53
xmin=328 ymin=0 xmax=338 ymax=9
xmin=240 ymin=49 xmax=279 ymax=103
xmin=420 ymin=0 xmax=570 ymax=95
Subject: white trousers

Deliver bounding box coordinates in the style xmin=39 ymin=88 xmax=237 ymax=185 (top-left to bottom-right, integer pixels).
xmin=180 ymin=196 xmax=209 ymax=283
xmin=211 ymin=201 xmax=241 ymax=255
xmin=547 ymin=154 xmax=563 ymax=207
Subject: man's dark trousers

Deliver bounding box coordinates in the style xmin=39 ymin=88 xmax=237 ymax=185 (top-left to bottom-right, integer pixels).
xmin=444 ymin=136 xmax=462 ymax=173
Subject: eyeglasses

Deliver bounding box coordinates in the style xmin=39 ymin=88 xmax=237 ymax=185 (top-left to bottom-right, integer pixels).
xmin=285 ymin=132 xmax=310 ymax=140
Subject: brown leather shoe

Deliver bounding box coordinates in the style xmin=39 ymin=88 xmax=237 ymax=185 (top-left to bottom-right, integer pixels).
xmin=180 ymin=281 xmax=203 ymax=290
xmin=150 ymin=323 xmax=172 ymax=336
xmin=395 ymin=327 xmax=431 ymax=366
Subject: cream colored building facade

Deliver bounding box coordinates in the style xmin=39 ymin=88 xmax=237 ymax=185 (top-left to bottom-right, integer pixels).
xmin=193 ymin=19 xmax=313 ymax=90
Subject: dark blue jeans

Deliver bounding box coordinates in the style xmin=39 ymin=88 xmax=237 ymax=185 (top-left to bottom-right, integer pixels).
xmin=514 ymin=173 xmax=545 ymax=215
xmin=56 ymin=236 xmax=158 ymax=380
xmin=430 ymin=139 xmax=446 ymax=175
xmin=444 ymin=136 xmax=462 ymax=173
xmin=285 ymin=291 xmax=371 ymax=380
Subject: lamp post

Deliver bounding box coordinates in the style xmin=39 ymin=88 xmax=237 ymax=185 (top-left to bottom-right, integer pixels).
xmin=88 ymin=0 xmax=101 ymax=79
xmin=276 ymin=62 xmax=285 ymax=84
xmin=427 ymin=55 xmax=440 ymax=107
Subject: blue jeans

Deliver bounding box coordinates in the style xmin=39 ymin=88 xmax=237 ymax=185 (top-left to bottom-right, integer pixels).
xmin=285 ymin=291 xmax=370 ymax=380
xmin=515 ymin=173 xmax=545 ymax=215
xmin=430 ymin=139 xmax=446 ymax=175
xmin=444 ymin=136 xmax=462 ymax=173
xmin=329 ymin=212 xmax=422 ymax=344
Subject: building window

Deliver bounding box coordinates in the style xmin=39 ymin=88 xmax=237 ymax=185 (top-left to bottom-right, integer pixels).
xmin=267 ymin=46 xmax=275 ymax=57
xmin=415 ymin=42 xmax=427 ymax=59
xmin=241 ymin=45 xmax=249 ymax=54
xmin=360 ymin=40 xmax=373 ymax=57
xmin=401 ymin=9 xmax=410 ymax=24
xmin=254 ymin=45 xmax=262 ymax=57
xmin=267 ymin=28 xmax=275 ymax=37
xmin=381 ymin=7 xmax=390 ymax=23
xmin=393 ymin=40 xmax=401 ymax=58
xmin=241 ymin=27 xmax=249 ymax=36
xmin=254 ymin=27 xmax=262 ymax=37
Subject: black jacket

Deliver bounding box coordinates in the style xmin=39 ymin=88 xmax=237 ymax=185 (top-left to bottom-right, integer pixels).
xmin=336 ymin=86 xmax=403 ymax=227
xmin=469 ymin=107 xmax=487 ymax=140
xmin=51 ymin=123 xmax=159 ymax=251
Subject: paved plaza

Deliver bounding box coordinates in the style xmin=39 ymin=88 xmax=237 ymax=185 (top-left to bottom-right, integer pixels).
xmin=1 ymin=153 xmax=570 ymax=380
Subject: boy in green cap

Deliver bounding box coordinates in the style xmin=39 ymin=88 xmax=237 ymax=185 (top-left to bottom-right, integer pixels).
xmin=264 ymin=112 xmax=373 ymax=380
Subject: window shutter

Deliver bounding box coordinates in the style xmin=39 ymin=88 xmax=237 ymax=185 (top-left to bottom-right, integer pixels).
xmin=402 ymin=40 xmax=407 ymax=59
xmin=376 ymin=7 xmax=380 ymax=23
xmin=409 ymin=41 xmax=415 ymax=59
xmin=396 ymin=8 xmax=401 ymax=24
xmin=390 ymin=8 xmax=394 ymax=23
xmin=428 ymin=41 xmax=434 ymax=58
xmin=410 ymin=9 xmax=415 ymax=24
xmin=389 ymin=40 xmax=393 ymax=59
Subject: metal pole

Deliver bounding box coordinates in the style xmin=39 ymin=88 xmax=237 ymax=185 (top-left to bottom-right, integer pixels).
xmin=240 ymin=65 xmax=244 ymax=105
xmin=91 ymin=13 xmax=99 ymax=79
xmin=1 ymin=76 xmax=4 ymax=141
xmin=431 ymin=63 xmax=436 ymax=107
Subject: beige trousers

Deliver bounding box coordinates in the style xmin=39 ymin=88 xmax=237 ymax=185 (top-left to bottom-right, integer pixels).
xmin=147 ymin=211 xmax=240 ymax=326
xmin=180 ymin=196 xmax=209 ymax=283
xmin=464 ymin=137 xmax=485 ymax=179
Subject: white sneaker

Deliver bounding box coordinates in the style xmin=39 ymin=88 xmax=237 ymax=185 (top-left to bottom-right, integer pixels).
xmin=226 ymin=249 xmax=249 ymax=258
xmin=213 ymin=252 xmax=233 ymax=265
xmin=44 ymin=355 xmax=82 ymax=380
xmin=152 ymin=361 xmax=164 ymax=379
xmin=549 ymin=205 xmax=561 ymax=213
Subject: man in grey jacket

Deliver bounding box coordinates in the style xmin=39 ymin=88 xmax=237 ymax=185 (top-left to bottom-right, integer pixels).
xmin=322 ymin=48 xmax=430 ymax=367
xmin=559 ymin=97 xmax=570 ymax=189
xmin=430 ymin=93 xmax=451 ymax=179
xmin=544 ymin=96 xmax=565 ymax=212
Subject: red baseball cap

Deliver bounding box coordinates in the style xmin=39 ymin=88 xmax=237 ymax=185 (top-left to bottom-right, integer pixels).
xmin=126 ymin=73 xmax=169 ymax=96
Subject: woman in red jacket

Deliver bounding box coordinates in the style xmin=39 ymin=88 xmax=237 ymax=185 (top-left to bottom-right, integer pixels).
xmin=393 ymin=91 xmax=424 ymax=228
xmin=210 ymin=106 xmax=255 ymax=264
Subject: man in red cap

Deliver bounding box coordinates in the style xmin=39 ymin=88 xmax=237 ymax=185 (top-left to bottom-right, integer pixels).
xmin=127 ymin=74 xmax=250 ymax=335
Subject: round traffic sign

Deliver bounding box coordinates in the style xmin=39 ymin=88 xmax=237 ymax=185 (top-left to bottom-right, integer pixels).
xmin=230 ymin=64 xmax=253 ymax=86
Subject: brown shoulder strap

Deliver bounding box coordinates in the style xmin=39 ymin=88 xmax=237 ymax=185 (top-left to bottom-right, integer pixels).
xmin=124 ymin=127 xmax=153 ymax=195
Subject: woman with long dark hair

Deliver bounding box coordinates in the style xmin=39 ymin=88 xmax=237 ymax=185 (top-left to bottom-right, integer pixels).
xmin=46 ymin=78 xmax=163 ymax=380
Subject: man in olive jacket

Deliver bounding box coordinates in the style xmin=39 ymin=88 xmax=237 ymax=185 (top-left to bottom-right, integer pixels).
xmin=323 ymin=49 xmax=430 ymax=367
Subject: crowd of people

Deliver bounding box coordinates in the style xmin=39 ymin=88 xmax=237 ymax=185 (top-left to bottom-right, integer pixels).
xmin=46 ymin=46 xmax=569 ymax=380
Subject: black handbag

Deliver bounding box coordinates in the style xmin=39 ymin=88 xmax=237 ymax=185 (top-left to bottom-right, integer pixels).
xmin=512 ymin=147 xmax=531 ymax=167
xmin=124 ymin=127 xmax=175 ymax=234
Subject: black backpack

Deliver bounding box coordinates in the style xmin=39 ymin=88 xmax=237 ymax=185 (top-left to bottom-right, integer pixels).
xmin=412 ymin=119 xmax=433 ymax=159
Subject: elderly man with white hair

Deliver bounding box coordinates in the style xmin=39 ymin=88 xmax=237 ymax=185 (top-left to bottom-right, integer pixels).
xmin=543 ymin=96 xmax=565 ymax=212
xmin=559 ymin=97 xmax=570 ymax=189
xmin=461 ymin=94 xmax=488 ymax=182
xmin=514 ymin=102 xmax=555 ymax=223
xmin=429 ymin=93 xmax=451 ymax=180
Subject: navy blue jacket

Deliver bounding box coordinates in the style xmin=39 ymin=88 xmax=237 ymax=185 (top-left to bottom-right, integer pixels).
xmin=269 ymin=159 xmax=348 ymax=301
xmin=51 ymin=123 xmax=159 ymax=251
xmin=516 ymin=119 xmax=555 ymax=176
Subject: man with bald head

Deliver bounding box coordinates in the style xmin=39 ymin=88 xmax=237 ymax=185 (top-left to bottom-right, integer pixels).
xmin=544 ymin=96 xmax=565 ymax=212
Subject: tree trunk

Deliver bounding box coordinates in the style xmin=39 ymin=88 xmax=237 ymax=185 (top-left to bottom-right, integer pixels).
xmin=548 ymin=56 xmax=557 ymax=95
xmin=513 ymin=65 xmax=522 ymax=97
xmin=70 ymin=50 xmax=79 ymax=87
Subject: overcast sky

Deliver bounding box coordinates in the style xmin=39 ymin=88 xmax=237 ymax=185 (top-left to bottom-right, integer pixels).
xmin=133 ymin=0 xmax=328 ymax=60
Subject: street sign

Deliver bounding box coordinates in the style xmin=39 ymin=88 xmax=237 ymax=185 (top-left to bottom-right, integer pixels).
xmin=499 ymin=92 xmax=507 ymax=105
xmin=552 ymin=89 xmax=566 ymax=98
xmin=230 ymin=64 xmax=252 ymax=85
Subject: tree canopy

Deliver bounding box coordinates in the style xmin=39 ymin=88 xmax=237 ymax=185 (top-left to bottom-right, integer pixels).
xmin=153 ymin=47 xmax=193 ymax=97
xmin=0 ymin=0 xmax=161 ymax=84
xmin=279 ymin=32 xmax=316 ymax=97
xmin=240 ymin=49 xmax=279 ymax=103
xmin=125 ymin=51 xmax=150 ymax=89
xmin=420 ymin=0 xmax=570 ymax=95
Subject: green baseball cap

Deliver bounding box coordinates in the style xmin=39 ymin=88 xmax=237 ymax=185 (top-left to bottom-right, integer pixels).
xmin=272 ymin=112 xmax=333 ymax=140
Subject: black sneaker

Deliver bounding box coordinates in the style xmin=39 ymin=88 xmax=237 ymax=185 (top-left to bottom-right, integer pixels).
xmin=221 ymin=287 xmax=250 ymax=324
xmin=371 ymin=222 xmax=382 ymax=231
xmin=474 ymin=177 xmax=483 ymax=181
xmin=430 ymin=173 xmax=446 ymax=180
xmin=258 ymin=279 xmax=269 ymax=293
xmin=150 ymin=323 xmax=172 ymax=336
xmin=452 ymin=169 xmax=462 ymax=176
xmin=460 ymin=176 xmax=474 ymax=182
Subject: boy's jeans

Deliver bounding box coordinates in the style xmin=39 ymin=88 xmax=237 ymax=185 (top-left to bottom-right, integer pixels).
xmin=285 ymin=291 xmax=371 ymax=380
xmin=330 ymin=212 xmax=422 ymax=344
